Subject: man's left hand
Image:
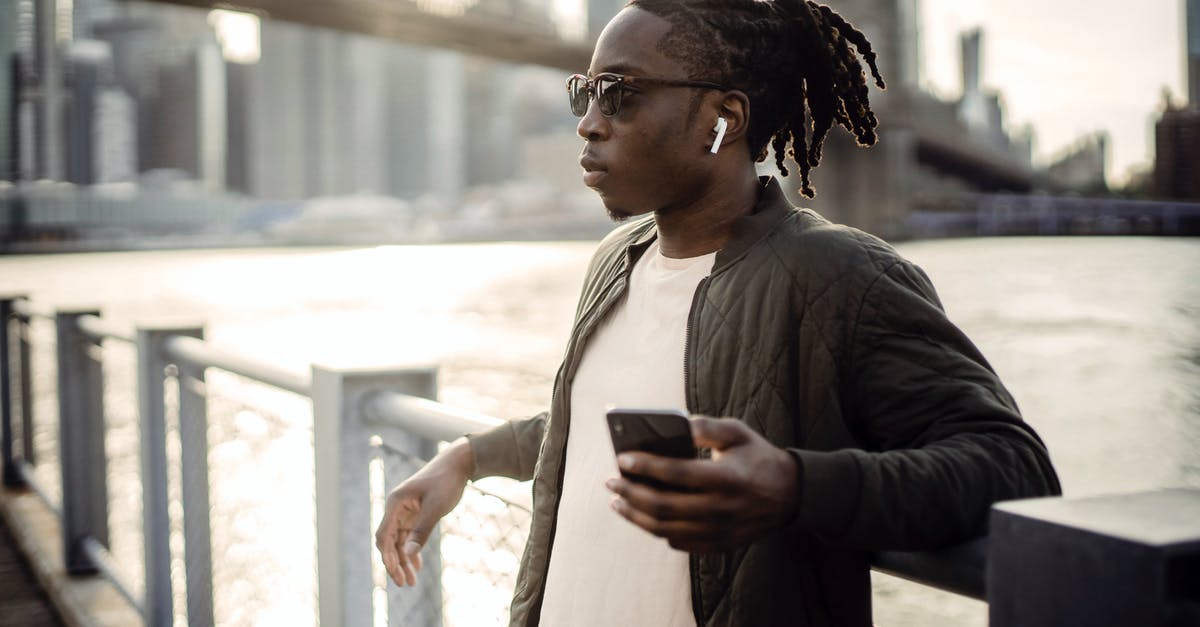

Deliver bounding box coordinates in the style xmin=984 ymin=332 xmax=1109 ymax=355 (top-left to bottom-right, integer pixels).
xmin=605 ymin=416 xmax=799 ymax=553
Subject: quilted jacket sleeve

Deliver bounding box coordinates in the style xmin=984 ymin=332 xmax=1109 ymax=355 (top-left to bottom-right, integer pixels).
xmin=465 ymin=412 xmax=546 ymax=482
xmin=790 ymin=259 xmax=1061 ymax=550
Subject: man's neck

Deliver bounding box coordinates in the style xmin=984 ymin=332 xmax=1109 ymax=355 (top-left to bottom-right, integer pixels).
xmin=654 ymin=167 xmax=760 ymax=259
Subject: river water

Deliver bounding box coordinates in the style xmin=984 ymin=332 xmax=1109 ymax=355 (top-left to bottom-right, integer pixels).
xmin=2 ymin=236 xmax=1198 ymax=626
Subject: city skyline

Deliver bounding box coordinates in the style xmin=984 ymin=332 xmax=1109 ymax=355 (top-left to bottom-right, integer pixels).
xmin=921 ymin=0 xmax=1187 ymax=185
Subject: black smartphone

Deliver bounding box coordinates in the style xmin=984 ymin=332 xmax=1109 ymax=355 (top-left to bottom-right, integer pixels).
xmin=606 ymin=408 xmax=698 ymax=490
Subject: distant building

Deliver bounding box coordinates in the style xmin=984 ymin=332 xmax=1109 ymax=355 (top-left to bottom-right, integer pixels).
xmin=802 ymin=8 xmax=1036 ymax=238
xmin=1153 ymin=108 xmax=1200 ymax=200
xmin=1189 ymin=0 xmax=1199 ymax=106
xmin=1151 ymin=0 xmax=1200 ymax=201
xmin=65 ymin=39 xmax=139 ymax=185
xmin=1048 ymin=132 xmax=1108 ymax=194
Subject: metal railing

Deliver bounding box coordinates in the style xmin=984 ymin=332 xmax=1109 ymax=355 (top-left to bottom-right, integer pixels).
xmin=0 ymin=295 xmax=542 ymax=626
xmin=1 ymin=294 xmax=990 ymax=626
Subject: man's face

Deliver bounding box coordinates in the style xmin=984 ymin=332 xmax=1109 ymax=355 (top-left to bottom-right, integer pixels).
xmin=577 ymin=8 xmax=716 ymax=221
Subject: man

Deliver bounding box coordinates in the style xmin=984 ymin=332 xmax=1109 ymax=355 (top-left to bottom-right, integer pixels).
xmin=376 ymin=1 xmax=1061 ymax=625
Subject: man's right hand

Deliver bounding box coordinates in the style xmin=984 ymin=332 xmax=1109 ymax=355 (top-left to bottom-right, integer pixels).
xmin=375 ymin=437 xmax=474 ymax=587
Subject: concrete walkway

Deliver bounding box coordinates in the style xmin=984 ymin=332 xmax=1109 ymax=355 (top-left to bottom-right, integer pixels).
xmin=0 ymin=482 xmax=143 ymax=627
xmin=0 ymin=498 xmax=64 ymax=627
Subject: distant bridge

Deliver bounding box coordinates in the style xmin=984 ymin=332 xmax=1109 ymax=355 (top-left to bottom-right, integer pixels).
xmin=150 ymin=0 xmax=593 ymax=70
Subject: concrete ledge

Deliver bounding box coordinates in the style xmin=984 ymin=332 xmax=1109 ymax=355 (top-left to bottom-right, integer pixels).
xmin=989 ymin=489 xmax=1200 ymax=627
xmin=0 ymin=485 xmax=144 ymax=627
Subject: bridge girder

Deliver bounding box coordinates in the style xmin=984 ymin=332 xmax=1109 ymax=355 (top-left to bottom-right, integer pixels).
xmin=914 ymin=130 xmax=1037 ymax=193
xmin=146 ymin=0 xmax=594 ymax=71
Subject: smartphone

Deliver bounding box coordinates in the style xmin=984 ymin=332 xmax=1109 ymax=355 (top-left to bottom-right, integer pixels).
xmin=606 ymin=408 xmax=697 ymax=490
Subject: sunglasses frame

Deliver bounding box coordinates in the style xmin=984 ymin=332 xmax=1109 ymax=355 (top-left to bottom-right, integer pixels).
xmin=566 ymin=72 xmax=727 ymax=118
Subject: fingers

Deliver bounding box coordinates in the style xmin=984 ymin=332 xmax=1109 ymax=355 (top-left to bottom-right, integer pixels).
xmin=606 ymin=476 xmax=733 ymax=523
xmin=608 ymin=494 xmax=731 ymax=553
xmin=689 ymin=416 xmax=751 ymax=451
xmin=400 ymin=540 xmax=424 ymax=586
xmin=375 ymin=519 xmax=408 ymax=587
xmin=375 ymin=496 xmax=429 ymax=587
xmin=616 ymin=451 xmax=728 ymax=490
xmin=377 ymin=523 xmax=418 ymax=587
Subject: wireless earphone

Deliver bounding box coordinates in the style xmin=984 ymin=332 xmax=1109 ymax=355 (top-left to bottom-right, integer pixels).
xmin=711 ymin=117 xmax=728 ymax=154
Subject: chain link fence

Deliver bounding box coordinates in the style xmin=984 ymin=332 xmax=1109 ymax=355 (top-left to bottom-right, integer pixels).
xmin=376 ymin=442 xmax=530 ymax=627
xmin=13 ymin=310 xmax=63 ymax=508
xmin=196 ymin=370 xmax=317 ymax=626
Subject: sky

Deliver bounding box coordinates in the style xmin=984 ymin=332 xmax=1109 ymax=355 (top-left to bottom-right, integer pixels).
xmin=920 ymin=0 xmax=1188 ymax=185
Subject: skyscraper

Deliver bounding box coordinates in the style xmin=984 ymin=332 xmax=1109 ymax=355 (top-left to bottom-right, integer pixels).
xmin=1189 ymin=0 xmax=1199 ymax=106
xmin=1152 ymin=0 xmax=1200 ymax=200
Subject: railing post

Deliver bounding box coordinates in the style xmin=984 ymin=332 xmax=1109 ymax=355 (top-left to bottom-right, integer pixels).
xmin=17 ymin=300 xmax=34 ymax=467
xmin=175 ymin=330 xmax=214 ymax=627
xmin=138 ymin=325 xmax=193 ymax=627
xmin=55 ymin=309 xmax=109 ymax=575
xmin=1 ymin=295 xmax=24 ymax=487
xmin=312 ymin=365 xmax=443 ymax=627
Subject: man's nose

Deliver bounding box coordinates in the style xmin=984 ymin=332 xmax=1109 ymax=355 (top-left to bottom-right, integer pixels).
xmin=576 ymin=100 xmax=610 ymax=141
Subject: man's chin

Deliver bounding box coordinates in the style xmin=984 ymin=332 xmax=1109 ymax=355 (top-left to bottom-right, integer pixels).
xmin=606 ymin=207 xmax=633 ymax=222
xmin=599 ymin=197 xmax=647 ymax=223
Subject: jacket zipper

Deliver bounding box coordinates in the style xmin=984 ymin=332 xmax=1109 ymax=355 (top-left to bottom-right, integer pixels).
xmin=683 ymin=276 xmax=708 ymax=414
xmin=684 ymin=275 xmax=709 ymax=625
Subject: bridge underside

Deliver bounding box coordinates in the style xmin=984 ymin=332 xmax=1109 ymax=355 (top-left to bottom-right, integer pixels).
xmin=148 ymin=0 xmax=593 ymax=71
xmin=916 ymin=132 xmax=1035 ymax=193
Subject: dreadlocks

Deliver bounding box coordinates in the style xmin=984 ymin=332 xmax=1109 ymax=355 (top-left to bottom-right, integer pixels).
xmin=628 ymin=0 xmax=885 ymax=197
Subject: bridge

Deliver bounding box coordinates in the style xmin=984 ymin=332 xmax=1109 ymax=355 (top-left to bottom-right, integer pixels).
xmin=151 ymin=0 xmax=593 ymax=71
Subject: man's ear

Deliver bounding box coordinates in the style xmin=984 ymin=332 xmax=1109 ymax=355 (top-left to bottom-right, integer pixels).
xmin=716 ymin=90 xmax=751 ymax=147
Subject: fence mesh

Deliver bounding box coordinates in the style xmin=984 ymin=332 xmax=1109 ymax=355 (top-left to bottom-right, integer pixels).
xmin=196 ymin=370 xmax=317 ymax=627
xmin=97 ymin=336 xmax=145 ymax=603
xmin=376 ymin=441 xmax=530 ymax=627
xmin=15 ymin=312 xmax=63 ymax=507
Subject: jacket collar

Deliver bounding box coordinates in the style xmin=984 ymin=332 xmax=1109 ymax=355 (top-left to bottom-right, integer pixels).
xmin=620 ymin=176 xmax=795 ymax=274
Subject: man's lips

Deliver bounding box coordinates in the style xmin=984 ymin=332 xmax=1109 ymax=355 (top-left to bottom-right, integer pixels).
xmin=583 ymin=170 xmax=607 ymax=187
xmin=580 ymin=155 xmax=607 ymax=188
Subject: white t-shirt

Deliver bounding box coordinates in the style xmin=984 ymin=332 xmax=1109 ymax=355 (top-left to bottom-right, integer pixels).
xmin=538 ymin=240 xmax=717 ymax=627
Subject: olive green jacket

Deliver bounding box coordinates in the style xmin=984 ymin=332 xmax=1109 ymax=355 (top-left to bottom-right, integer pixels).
xmin=467 ymin=177 xmax=1060 ymax=626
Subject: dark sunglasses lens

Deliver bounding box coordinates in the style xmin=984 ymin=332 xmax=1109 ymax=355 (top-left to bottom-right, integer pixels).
xmin=596 ymin=77 xmax=620 ymax=116
xmin=567 ymin=77 xmax=589 ymax=117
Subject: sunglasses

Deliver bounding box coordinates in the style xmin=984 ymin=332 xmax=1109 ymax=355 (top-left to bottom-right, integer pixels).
xmin=566 ymin=72 xmax=727 ymax=118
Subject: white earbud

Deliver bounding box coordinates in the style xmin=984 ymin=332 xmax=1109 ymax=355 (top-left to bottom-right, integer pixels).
xmin=711 ymin=117 xmax=728 ymax=154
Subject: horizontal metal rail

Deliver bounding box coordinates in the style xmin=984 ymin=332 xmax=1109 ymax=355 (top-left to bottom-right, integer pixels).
xmin=11 ymin=299 xmax=53 ymax=321
xmin=81 ymin=536 xmax=146 ymax=618
xmin=871 ymin=537 xmax=988 ymax=600
xmin=12 ymin=460 xmax=62 ymax=519
xmin=76 ymin=314 xmax=135 ymax=344
xmin=362 ymin=390 xmax=501 ymax=443
xmin=363 ymin=389 xmax=989 ymax=600
xmin=163 ymin=335 xmax=311 ymax=396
